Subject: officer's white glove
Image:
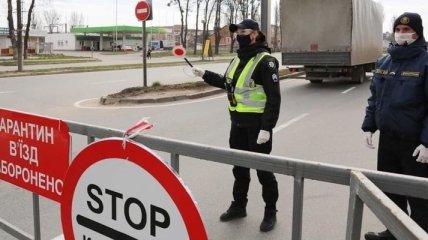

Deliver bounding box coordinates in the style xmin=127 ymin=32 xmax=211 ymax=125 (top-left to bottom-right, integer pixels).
xmin=365 ymin=132 xmax=375 ymax=149
xmin=192 ymin=67 xmax=205 ymax=77
xmin=413 ymin=144 xmax=428 ymax=163
xmin=256 ymin=130 xmax=270 ymax=144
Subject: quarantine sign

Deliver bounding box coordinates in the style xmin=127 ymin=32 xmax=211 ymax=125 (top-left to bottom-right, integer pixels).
xmin=0 ymin=108 xmax=70 ymax=202
xmin=61 ymin=138 xmax=207 ymax=240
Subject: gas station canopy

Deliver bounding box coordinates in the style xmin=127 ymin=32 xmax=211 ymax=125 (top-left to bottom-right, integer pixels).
xmin=70 ymin=25 xmax=166 ymax=34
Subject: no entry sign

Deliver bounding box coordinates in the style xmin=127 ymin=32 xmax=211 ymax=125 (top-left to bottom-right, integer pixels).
xmin=135 ymin=0 xmax=151 ymax=21
xmin=61 ymin=138 xmax=207 ymax=240
xmin=0 ymin=108 xmax=70 ymax=202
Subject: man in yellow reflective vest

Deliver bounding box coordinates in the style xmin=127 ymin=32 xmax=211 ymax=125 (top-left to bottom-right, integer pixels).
xmin=192 ymin=19 xmax=281 ymax=232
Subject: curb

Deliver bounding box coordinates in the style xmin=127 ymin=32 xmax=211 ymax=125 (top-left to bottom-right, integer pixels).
xmin=100 ymin=88 xmax=224 ymax=105
xmin=99 ymin=72 xmax=303 ymax=105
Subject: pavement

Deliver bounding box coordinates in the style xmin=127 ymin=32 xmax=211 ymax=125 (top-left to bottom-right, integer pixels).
xmin=1 ymin=50 xmax=296 ymax=104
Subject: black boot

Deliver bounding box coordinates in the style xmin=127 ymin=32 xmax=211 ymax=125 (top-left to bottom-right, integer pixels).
xmin=364 ymin=230 xmax=396 ymax=240
xmin=260 ymin=210 xmax=277 ymax=232
xmin=219 ymin=201 xmax=247 ymax=222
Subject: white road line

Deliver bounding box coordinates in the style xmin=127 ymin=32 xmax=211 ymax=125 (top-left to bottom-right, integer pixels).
xmin=51 ymin=234 xmax=64 ymax=240
xmin=74 ymin=94 xmax=226 ymax=109
xmin=74 ymin=79 xmax=298 ymax=109
xmin=91 ymin=79 xmax=130 ymax=85
xmin=341 ymin=87 xmax=356 ymax=94
xmin=273 ymin=113 xmax=309 ymax=134
xmin=0 ymin=91 xmax=13 ymax=94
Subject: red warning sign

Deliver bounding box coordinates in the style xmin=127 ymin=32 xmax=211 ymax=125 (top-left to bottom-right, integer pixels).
xmin=0 ymin=108 xmax=70 ymax=202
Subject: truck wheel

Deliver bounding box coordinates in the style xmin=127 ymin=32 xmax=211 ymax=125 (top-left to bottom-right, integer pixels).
xmin=309 ymin=80 xmax=323 ymax=84
xmin=351 ymin=67 xmax=366 ymax=84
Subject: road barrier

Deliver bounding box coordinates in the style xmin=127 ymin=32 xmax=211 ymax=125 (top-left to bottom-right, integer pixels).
xmin=1 ymin=119 xmax=428 ymax=239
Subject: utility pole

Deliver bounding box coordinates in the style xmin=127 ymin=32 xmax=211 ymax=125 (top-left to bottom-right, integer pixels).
xmin=17 ymin=0 xmax=23 ymax=71
xmin=114 ymin=0 xmax=118 ymax=52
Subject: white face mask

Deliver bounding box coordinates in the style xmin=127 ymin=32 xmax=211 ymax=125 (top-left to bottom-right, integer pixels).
xmin=394 ymin=32 xmax=417 ymax=45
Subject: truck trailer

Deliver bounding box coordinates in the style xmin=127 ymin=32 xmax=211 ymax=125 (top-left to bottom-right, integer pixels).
xmin=281 ymin=0 xmax=384 ymax=83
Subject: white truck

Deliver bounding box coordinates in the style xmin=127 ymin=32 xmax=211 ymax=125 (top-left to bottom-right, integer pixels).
xmin=281 ymin=0 xmax=384 ymax=83
xmin=149 ymin=40 xmax=175 ymax=50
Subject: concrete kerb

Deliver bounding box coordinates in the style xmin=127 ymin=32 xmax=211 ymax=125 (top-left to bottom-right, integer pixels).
xmin=99 ymin=71 xmax=303 ymax=105
xmin=99 ymin=88 xmax=224 ymax=105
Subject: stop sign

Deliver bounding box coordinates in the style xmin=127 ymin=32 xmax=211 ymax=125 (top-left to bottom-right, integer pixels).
xmin=135 ymin=1 xmax=151 ymax=21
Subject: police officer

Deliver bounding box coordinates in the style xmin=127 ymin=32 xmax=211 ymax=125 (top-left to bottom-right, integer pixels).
xmin=192 ymin=19 xmax=281 ymax=232
xmin=362 ymin=12 xmax=428 ymax=240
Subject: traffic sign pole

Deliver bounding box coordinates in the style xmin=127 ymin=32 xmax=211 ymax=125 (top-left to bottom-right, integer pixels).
xmin=143 ymin=21 xmax=147 ymax=87
xmin=135 ymin=0 xmax=151 ymax=87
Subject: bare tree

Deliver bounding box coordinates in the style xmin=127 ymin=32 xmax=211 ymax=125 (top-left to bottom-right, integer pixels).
xmin=213 ymin=0 xmax=223 ymax=54
xmin=224 ymin=0 xmax=239 ymax=53
xmin=17 ymin=0 xmax=23 ymax=71
xmin=167 ymin=0 xmax=191 ymax=48
xmin=249 ymin=0 xmax=260 ymax=20
xmin=69 ymin=11 xmax=85 ymax=29
xmin=24 ymin=0 xmax=36 ymax=59
xmin=235 ymin=0 xmax=260 ymax=20
xmin=193 ymin=0 xmax=203 ymax=54
xmin=237 ymin=0 xmax=249 ymax=19
xmin=7 ymin=0 xmax=17 ymax=60
xmin=201 ymin=0 xmax=216 ymax=58
xmin=272 ymin=0 xmax=280 ymax=52
xmin=43 ymin=9 xmax=61 ymax=33
xmin=31 ymin=11 xmax=44 ymax=30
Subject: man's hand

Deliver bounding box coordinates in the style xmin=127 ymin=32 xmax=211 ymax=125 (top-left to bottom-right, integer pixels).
xmin=413 ymin=144 xmax=428 ymax=163
xmin=192 ymin=67 xmax=205 ymax=77
xmin=365 ymin=132 xmax=375 ymax=149
xmin=256 ymin=130 xmax=270 ymax=144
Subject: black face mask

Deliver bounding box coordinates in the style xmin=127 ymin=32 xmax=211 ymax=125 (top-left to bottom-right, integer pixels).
xmin=237 ymin=35 xmax=252 ymax=48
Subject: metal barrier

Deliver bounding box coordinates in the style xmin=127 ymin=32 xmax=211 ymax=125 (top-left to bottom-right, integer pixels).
xmin=2 ymin=120 xmax=428 ymax=240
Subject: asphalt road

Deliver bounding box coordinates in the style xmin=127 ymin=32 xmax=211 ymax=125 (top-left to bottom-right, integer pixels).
xmin=0 ymin=64 xmax=384 ymax=240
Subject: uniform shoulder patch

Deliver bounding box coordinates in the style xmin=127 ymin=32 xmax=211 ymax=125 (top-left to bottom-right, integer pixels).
xmin=268 ymin=61 xmax=276 ymax=70
xmin=272 ymin=73 xmax=278 ymax=82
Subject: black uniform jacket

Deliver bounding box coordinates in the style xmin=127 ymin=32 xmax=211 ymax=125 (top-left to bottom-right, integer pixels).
xmin=362 ymin=37 xmax=428 ymax=145
xmin=201 ymin=41 xmax=281 ymax=131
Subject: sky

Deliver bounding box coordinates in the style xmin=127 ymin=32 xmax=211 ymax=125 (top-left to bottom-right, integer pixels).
xmin=1 ymin=0 xmax=428 ymax=36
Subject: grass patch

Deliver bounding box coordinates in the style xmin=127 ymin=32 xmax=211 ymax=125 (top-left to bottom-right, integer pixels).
xmin=31 ymin=54 xmax=90 ymax=59
xmin=0 ymin=59 xmax=231 ymax=78
xmin=0 ymin=53 xmax=98 ymax=66
xmin=107 ymin=81 xmax=209 ymax=98
xmin=150 ymin=49 xmax=236 ymax=58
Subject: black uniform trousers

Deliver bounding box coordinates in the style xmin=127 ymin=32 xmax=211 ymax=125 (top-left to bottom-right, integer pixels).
xmin=378 ymin=132 xmax=428 ymax=231
xmin=229 ymin=123 xmax=279 ymax=211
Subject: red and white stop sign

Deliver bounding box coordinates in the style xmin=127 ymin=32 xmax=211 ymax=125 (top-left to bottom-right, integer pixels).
xmin=135 ymin=1 xmax=151 ymax=21
xmin=61 ymin=138 xmax=207 ymax=240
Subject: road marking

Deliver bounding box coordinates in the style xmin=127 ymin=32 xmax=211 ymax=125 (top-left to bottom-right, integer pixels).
xmin=74 ymin=82 xmax=293 ymax=109
xmin=341 ymin=87 xmax=356 ymax=94
xmin=74 ymin=94 xmax=225 ymax=109
xmin=91 ymin=79 xmax=130 ymax=85
xmin=51 ymin=235 xmax=64 ymax=240
xmin=0 ymin=91 xmax=13 ymax=94
xmin=273 ymin=113 xmax=309 ymax=134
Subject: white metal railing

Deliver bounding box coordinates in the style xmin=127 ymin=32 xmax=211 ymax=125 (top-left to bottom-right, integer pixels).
xmin=1 ymin=120 xmax=428 ymax=240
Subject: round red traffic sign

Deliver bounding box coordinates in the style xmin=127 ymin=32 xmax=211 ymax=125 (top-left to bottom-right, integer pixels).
xmin=61 ymin=138 xmax=207 ymax=240
xmin=135 ymin=1 xmax=150 ymax=21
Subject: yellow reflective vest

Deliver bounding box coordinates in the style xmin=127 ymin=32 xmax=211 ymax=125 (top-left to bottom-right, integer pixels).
xmin=225 ymin=52 xmax=270 ymax=113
